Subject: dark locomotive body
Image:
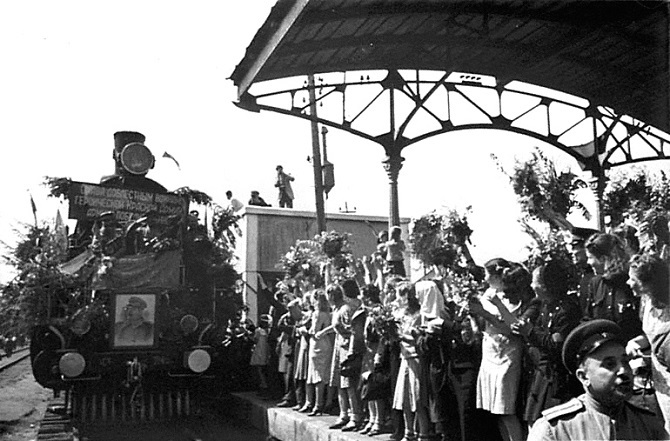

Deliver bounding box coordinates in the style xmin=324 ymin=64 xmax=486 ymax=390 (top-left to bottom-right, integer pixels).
xmin=29 ymin=132 xmax=247 ymax=420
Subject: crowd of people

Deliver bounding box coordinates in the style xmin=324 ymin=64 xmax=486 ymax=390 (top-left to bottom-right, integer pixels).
xmin=246 ymin=223 xmax=670 ymax=441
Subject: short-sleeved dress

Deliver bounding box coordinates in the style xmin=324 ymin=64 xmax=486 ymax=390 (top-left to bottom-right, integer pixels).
xmin=476 ymin=289 xmax=524 ymax=415
xmin=307 ymin=310 xmax=334 ymax=384
xmin=293 ymin=313 xmax=311 ymax=381
xmin=392 ymin=310 xmax=423 ymax=412
xmin=329 ymin=303 xmax=348 ymax=387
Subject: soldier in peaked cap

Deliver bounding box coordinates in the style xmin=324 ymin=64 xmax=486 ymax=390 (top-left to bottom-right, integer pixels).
xmin=527 ymin=319 xmax=668 ymax=441
xmin=567 ymin=226 xmax=599 ymax=311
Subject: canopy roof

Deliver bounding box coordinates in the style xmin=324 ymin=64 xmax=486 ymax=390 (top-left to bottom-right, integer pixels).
xmin=231 ymin=0 xmax=669 ymax=131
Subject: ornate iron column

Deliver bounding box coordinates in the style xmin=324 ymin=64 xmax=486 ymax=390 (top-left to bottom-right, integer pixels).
xmin=383 ymin=153 xmax=404 ymax=230
xmin=589 ymin=172 xmax=608 ymax=231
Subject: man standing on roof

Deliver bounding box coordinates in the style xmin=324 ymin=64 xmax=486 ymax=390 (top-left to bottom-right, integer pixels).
xmin=275 ymin=165 xmax=295 ymax=208
xmin=225 ymin=190 xmax=244 ymax=213
xmin=527 ymin=319 xmax=668 ymax=441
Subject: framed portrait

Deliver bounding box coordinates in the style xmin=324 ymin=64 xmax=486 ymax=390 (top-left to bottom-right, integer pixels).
xmin=112 ymin=293 xmax=157 ymax=349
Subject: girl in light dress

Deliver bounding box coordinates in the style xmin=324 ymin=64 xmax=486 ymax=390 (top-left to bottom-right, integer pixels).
xmin=305 ymin=289 xmax=334 ymax=415
xmin=470 ymin=259 xmax=531 ymax=441
xmin=392 ymin=281 xmax=429 ymax=441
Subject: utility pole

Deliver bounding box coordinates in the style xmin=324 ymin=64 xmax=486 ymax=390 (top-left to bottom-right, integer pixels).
xmin=308 ymin=74 xmax=326 ymax=233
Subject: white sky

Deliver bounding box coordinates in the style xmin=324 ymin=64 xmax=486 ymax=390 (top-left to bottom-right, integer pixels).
xmin=0 ymin=1 xmax=631 ymax=283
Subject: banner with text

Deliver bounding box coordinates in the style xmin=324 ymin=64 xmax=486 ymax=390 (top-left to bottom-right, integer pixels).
xmin=68 ymin=181 xmax=188 ymax=225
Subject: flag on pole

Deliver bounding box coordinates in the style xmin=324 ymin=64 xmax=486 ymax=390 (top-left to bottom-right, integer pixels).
xmin=29 ymin=193 xmax=37 ymax=226
xmin=162 ymin=151 xmax=181 ymax=169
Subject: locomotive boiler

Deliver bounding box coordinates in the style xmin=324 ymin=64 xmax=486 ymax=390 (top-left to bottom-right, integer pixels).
xmin=28 ymin=131 xmax=245 ymax=421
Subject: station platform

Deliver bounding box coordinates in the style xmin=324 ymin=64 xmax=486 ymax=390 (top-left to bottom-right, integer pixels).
xmin=226 ymin=392 xmax=387 ymax=441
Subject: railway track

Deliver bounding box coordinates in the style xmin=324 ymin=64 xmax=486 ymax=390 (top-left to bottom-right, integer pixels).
xmin=33 ymin=392 xmax=267 ymax=441
xmin=0 ymin=347 xmax=29 ymax=372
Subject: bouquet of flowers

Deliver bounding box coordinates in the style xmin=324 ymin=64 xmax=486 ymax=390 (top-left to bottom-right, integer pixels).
xmin=368 ymin=304 xmax=399 ymax=342
xmin=410 ymin=208 xmax=474 ymax=268
xmin=319 ymin=230 xmax=350 ymax=258
xmin=278 ymin=239 xmax=323 ymax=277
xmin=446 ymin=269 xmax=483 ymax=317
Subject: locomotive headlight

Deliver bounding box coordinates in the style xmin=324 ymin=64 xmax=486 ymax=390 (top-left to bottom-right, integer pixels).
xmin=180 ymin=314 xmax=199 ymax=335
xmin=185 ymin=348 xmax=211 ymax=373
xmin=70 ymin=316 xmax=91 ymax=337
xmin=59 ymin=352 xmax=86 ymax=378
xmin=119 ymin=142 xmax=154 ymax=175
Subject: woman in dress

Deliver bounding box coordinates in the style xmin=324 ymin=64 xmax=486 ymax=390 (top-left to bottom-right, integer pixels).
xmin=327 ymin=284 xmax=352 ymax=429
xmin=275 ymin=298 xmax=302 ymax=407
xmin=360 ymin=284 xmax=388 ymax=435
xmin=305 ymin=289 xmax=334 ymax=415
xmin=470 ymin=259 xmax=529 ymax=441
xmin=293 ymin=294 xmax=313 ymax=411
xmin=336 ymin=279 xmax=367 ymax=432
xmin=392 ymin=281 xmax=429 ymax=441
xmin=626 ymin=252 xmax=670 ymax=433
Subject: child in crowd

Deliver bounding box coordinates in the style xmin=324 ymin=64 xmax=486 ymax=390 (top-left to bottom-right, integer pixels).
xmin=250 ymin=314 xmax=272 ymax=396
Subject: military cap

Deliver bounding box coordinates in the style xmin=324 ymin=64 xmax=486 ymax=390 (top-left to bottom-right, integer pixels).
xmin=569 ymin=226 xmax=599 ymax=246
xmin=562 ymin=319 xmax=625 ymax=373
xmin=126 ymin=296 xmax=148 ymax=310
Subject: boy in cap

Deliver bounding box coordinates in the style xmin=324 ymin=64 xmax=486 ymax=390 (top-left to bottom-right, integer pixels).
xmin=527 ymin=319 xmax=668 ymax=441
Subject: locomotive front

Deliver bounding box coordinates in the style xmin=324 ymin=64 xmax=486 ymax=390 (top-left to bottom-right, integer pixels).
xmin=29 ymin=132 xmax=236 ymax=420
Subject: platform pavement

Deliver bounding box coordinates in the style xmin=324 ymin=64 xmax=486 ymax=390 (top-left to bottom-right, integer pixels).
xmin=227 ymin=392 xmax=390 ymax=441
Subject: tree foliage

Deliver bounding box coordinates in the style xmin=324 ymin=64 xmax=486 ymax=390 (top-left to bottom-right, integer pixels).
xmin=0 ymin=224 xmax=83 ymax=340
xmin=492 ymin=148 xmax=590 ymax=230
xmin=603 ymin=169 xmax=670 ymax=227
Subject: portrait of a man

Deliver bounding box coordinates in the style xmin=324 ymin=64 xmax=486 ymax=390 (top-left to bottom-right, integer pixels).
xmin=113 ymin=294 xmax=155 ymax=347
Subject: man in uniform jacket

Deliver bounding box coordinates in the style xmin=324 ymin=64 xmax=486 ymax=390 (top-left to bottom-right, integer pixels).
xmin=527 ymin=319 xmax=668 ymax=441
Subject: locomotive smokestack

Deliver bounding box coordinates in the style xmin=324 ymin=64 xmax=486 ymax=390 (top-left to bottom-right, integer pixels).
xmin=113 ymin=131 xmax=146 ymax=175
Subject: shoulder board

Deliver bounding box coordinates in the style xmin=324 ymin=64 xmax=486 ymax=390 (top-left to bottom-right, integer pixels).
xmin=540 ymin=398 xmax=584 ymax=421
xmin=625 ymin=398 xmax=658 ymax=416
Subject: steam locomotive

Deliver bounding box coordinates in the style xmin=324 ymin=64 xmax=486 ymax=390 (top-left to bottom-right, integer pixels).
xmin=28 ymin=132 xmax=247 ymax=421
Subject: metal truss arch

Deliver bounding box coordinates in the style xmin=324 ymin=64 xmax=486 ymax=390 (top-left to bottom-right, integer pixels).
xmin=240 ymin=68 xmax=670 ymax=172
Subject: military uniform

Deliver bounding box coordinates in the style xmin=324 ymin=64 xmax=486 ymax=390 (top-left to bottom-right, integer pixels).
xmin=528 ymin=319 xmax=668 ymax=441
xmin=527 ymin=393 xmax=668 ymax=441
